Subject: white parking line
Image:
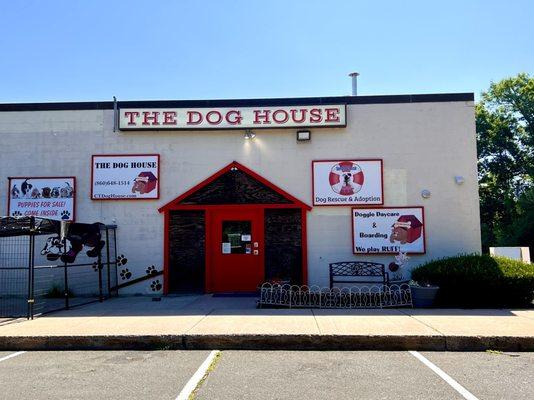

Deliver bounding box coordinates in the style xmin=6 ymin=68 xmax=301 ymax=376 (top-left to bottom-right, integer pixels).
xmin=175 ymin=350 xmax=220 ymax=400
xmin=409 ymin=351 xmax=479 ymax=400
xmin=0 ymin=351 xmax=26 ymax=363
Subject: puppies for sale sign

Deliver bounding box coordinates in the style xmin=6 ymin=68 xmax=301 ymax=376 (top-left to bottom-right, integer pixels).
xmin=8 ymin=177 xmax=75 ymax=221
xmin=352 ymin=207 xmax=425 ymax=254
xmin=312 ymin=160 xmax=383 ymax=205
xmin=91 ymin=154 xmax=159 ymax=200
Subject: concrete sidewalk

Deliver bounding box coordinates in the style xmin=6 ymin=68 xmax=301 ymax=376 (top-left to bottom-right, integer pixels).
xmin=0 ymin=296 xmax=533 ymax=351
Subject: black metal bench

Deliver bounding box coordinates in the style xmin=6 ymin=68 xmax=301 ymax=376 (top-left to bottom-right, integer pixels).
xmin=329 ymin=261 xmax=389 ymax=289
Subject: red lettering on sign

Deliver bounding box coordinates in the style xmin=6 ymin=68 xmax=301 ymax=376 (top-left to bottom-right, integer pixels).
xmin=187 ymin=111 xmax=203 ymax=125
xmin=309 ymin=108 xmax=323 ymax=123
xmin=163 ymin=111 xmax=177 ymax=125
xmin=206 ymin=111 xmax=223 ymax=125
xmin=290 ymin=109 xmax=307 ymax=123
xmin=253 ymin=110 xmax=271 ymax=124
xmin=325 ymin=108 xmax=340 ymax=122
xmin=142 ymin=111 xmax=160 ymax=125
xmin=272 ymin=110 xmax=289 ymax=124
xmin=124 ymin=111 xmax=140 ymax=125
xmin=226 ymin=110 xmax=242 ymax=125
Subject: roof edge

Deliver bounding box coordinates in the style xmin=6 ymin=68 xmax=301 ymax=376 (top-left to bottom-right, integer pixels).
xmin=0 ymin=93 xmax=474 ymax=112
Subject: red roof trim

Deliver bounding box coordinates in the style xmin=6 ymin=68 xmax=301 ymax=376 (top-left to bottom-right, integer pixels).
xmin=158 ymin=161 xmax=311 ymax=212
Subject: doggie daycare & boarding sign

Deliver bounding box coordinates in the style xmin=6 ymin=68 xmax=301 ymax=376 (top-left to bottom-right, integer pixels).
xmin=352 ymin=206 xmax=425 ymax=254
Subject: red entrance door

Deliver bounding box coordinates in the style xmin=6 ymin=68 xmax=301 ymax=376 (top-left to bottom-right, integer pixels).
xmin=208 ymin=208 xmax=264 ymax=293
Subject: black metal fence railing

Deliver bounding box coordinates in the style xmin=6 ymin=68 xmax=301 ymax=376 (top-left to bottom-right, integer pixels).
xmin=257 ymin=283 xmax=413 ymax=308
xmin=0 ymin=217 xmax=118 ymax=319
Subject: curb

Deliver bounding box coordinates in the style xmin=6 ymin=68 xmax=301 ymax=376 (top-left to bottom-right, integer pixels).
xmin=1 ymin=334 xmax=533 ymax=351
xmin=183 ymin=334 xmax=447 ymax=351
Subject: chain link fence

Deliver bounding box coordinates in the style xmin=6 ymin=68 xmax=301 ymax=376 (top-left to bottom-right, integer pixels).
xmin=0 ymin=217 xmax=118 ymax=319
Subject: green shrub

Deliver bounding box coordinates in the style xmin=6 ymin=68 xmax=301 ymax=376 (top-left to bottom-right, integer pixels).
xmin=411 ymin=254 xmax=534 ymax=307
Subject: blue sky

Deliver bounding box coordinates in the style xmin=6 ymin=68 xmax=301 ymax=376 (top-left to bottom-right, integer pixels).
xmin=0 ymin=0 xmax=532 ymax=103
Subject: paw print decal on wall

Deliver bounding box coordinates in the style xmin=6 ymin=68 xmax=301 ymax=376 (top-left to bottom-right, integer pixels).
xmin=117 ymin=255 xmax=128 ymax=266
xmin=146 ymin=265 xmax=158 ymax=275
xmin=12 ymin=211 xmax=22 ymax=217
xmin=92 ymin=262 xmax=103 ymax=271
xmin=150 ymin=280 xmax=162 ymax=292
xmin=61 ymin=210 xmax=71 ymax=220
xmin=120 ymin=268 xmax=132 ymax=280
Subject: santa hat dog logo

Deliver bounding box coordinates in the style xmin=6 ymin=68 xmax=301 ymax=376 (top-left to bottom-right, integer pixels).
xmin=131 ymin=171 xmax=158 ymax=195
xmin=329 ymin=161 xmax=364 ymax=196
xmin=390 ymin=215 xmax=423 ymax=244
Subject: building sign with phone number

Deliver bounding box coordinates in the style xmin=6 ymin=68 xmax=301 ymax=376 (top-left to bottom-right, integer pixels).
xmin=91 ymin=154 xmax=160 ymax=200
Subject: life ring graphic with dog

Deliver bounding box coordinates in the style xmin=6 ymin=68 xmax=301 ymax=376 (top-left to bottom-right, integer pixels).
xmin=329 ymin=161 xmax=364 ymax=196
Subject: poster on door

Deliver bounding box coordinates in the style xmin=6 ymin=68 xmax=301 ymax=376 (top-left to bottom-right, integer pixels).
xmin=352 ymin=207 xmax=425 ymax=254
xmin=312 ymin=160 xmax=383 ymax=205
xmin=91 ymin=154 xmax=160 ymax=200
xmin=8 ymin=177 xmax=75 ymax=221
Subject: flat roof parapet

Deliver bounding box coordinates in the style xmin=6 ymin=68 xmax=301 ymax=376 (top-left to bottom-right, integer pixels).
xmin=0 ymin=93 xmax=474 ymax=112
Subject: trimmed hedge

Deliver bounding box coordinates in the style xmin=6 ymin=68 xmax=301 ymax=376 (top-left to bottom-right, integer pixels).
xmin=411 ymin=254 xmax=534 ymax=307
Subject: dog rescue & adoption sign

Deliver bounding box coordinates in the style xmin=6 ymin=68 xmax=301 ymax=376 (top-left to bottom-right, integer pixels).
xmin=8 ymin=177 xmax=75 ymax=221
xmin=352 ymin=207 xmax=425 ymax=254
xmin=91 ymin=154 xmax=160 ymax=200
xmin=312 ymin=160 xmax=383 ymax=205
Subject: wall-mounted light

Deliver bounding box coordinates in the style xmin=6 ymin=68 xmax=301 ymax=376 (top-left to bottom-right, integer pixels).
xmin=454 ymin=176 xmax=465 ymax=185
xmin=421 ymin=189 xmax=431 ymax=199
xmin=244 ymin=129 xmax=256 ymax=140
xmin=297 ymin=130 xmax=311 ymax=142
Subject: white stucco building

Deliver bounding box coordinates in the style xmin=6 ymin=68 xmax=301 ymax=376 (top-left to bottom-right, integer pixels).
xmin=0 ymin=93 xmax=481 ymax=294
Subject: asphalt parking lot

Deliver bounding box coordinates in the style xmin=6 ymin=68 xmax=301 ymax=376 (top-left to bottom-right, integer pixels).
xmin=0 ymin=350 xmax=532 ymax=399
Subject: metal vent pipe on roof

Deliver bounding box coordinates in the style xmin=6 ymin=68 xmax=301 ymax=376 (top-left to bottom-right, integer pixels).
xmin=349 ymin=72 xmax=359 ymax=96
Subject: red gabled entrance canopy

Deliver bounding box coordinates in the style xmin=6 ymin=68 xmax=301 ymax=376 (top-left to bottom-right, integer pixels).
xmin=159 ymin=161 xmax=311 ymax=294
xmin=158 ymin=161 xmax=311 ymax=212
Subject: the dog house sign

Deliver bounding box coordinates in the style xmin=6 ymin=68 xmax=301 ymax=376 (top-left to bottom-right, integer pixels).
xmin=312 ymin=160 xmax=383 ymax=205
xmin=352 ymin=207 xmax=425 ymax=254
xmin=118 ymin=105 xmax=346 ymax=130
xmin=8 ymin=177 xmax=76 ymax=221
xmin=91 ymin=154 xmax=160 ymax=200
